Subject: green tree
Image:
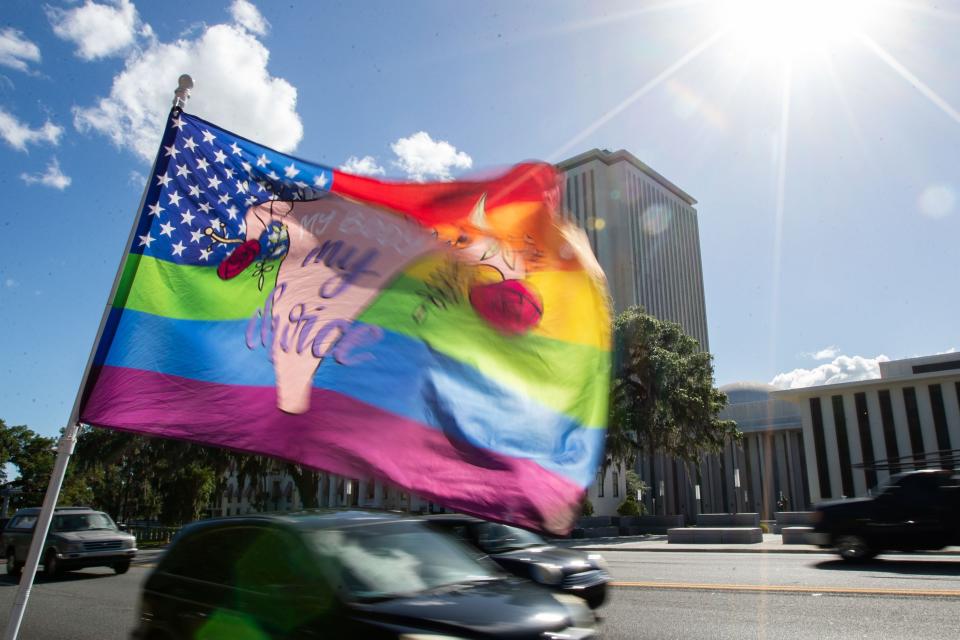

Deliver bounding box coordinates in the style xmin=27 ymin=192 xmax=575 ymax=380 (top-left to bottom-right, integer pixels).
xmin=0 ymin=420 xmax=91 ymax=511
xmin=285 ymin=464 xmax=322 ymax=509
xmin=607 ymin=307 xmax=740 ymax=468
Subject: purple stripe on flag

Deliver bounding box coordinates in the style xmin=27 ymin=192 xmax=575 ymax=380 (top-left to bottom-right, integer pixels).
xmin=80 ymin=365 xmax=583 ymax=534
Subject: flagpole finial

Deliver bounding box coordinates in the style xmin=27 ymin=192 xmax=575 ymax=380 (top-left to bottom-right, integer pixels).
xmin=173 ymin=74 xmax=194 ymax=110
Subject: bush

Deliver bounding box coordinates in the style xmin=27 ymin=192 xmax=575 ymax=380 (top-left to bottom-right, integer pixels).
xmin=580 ymin=496 xmax=594 ymax=517
xmin=617 ymin=496 xmax=645 ymax=517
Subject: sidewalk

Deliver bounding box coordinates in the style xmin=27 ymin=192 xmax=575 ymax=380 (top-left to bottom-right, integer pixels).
xmin=554 ymin=533 xmax=960 ymax=555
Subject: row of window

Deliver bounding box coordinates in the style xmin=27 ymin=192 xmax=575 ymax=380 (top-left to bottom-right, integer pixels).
xmin=595 ymin=469 xmax=620 ymax=498
xmin=625 ymin=171 xmax=707 ymax=349
xmin=809 ymin=383 xmax=958 ymax=499
xmin=564 ymin=169 xmax=600 ymax=259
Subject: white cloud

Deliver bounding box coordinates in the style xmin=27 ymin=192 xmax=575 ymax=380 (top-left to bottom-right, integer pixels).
xmin=73 ymin=22 xmax=302 ymax=162
xmin=230 ymin=0 xmax=270 ymax=36
xmin=391 ymin=131 xmax=472 ymax=181
xmin=20 ymin=157 xmax=72 ymax=190
xmin=0 ymin=27 xmax=41 ymax=72
xmin=4 ymin=278 xmax=18 ymax=288
xmin=340 ymin=155 xmax=386 ymax=177
xmin=0 ymin=107 xmax=64 ymax=151
xmin=810 ymin=346 xmax=839 ymax=361
xmin=128 ymin=170 xmax=146 ymax=185
xmin=47 ymin=0 xmax=139 ymax=60
xmin=770 ymin=354 xmax=890 ymax=390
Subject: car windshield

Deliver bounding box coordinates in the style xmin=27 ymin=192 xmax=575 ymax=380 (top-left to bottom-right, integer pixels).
xmin=475 ymin=522 xmax=547 ymax=553
xmin=310 ymin=520 xmax=499 ymax=599
xmin=51 ymin=513 xmax=117 ymax=532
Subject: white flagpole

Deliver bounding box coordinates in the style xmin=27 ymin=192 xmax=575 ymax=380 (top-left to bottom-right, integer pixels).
xmin=2 ymin=75 xmax=194 ymax=640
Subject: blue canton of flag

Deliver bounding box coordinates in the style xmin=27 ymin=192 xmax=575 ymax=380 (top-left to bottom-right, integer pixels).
xmin=131 ymin=110 xmax=334 ymax=266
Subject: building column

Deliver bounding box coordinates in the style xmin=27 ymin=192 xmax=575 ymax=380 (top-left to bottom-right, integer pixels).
xmin=888 ymin=385 xmax=914 ymax=469
xmin=865 ymin=391 xmax=891 ymax=488
xmin=843 ymin=393 xmax=868 ymax=497
xmin=799 ymin=399 xmax=822 ymax=503
xmin=916 ymin=385 xmax=939 ymax=461
xmin=943 ymin=383 xmax=960 ymax=456
xmin=328 ymin=475 xmax=338 ymax=507
xmin=820 ymin=396 xmax=844 ymax=499
xmin=747 ymin=434 xmax=763 ymax=516
xmin=373 ymin=480 xmax=385 ymax=508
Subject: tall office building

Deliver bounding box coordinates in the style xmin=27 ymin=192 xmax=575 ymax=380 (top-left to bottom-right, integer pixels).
xmin=558 ymin=149 xmax=712 ymax=517
xmin=557 ymin=148 xmax=709 ymax=350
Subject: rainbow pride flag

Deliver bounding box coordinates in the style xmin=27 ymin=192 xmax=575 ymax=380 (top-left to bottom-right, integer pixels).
xmin=79 ymin=110 xmax=610 ymax=534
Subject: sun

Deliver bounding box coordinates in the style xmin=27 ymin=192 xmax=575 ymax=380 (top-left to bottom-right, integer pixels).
xmin=720 ymin=0 xmax=879 ymax=60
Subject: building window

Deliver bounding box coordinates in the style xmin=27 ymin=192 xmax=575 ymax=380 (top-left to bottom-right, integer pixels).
xmin=912 ymin=360 xmax=960 ymax=375
xmin=612 ymin=469 xmax=619 ymax=498
xmin=809 ymin=398 xmax=832 ymax=499
xmin=902 ymin=387 xmax=925 ymax=466
xmin=597 ymin=471 xmax=605 ymax=497
xmin=878 ymin=390 xmax=900 ymax=474
xmin=854 ymin=392 xmax=877 ymax=489
xmin=928 ymin=384 xmax=953 ymax=469
xmin=831 ymin=396 xmax=855 ymax=497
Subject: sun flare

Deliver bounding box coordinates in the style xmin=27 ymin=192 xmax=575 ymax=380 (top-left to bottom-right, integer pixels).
xmin=720 ymin=0 xmax=882 ymax=59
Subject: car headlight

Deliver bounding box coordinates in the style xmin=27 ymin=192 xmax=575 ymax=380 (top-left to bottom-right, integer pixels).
xmin=587 ymin=553 xmax=608 ymax=571
xmin=64 ymin=542 xmax=84 ymax=553
xmin=399 ymin=635 xmax=470 ymax=640
xmin=531 ymin=563 xmax=564 ymax=585
xmin=122 ymin=537 xmax=136 ymax=549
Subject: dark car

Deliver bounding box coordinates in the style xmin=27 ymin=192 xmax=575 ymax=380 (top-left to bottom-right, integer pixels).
xmin=811 ymin=469 xmax=960 ymax=561
xmin=3 ymin=506 xmax=137 ymax=577
xmin=425 ymin=515 xmax=610 ymax=609
xmin=132 ymin=510 xmax=597 ymax=639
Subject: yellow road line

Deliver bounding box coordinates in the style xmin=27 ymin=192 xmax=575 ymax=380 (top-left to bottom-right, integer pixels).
xmin=611 ymin=581 xmax=960 ymax=597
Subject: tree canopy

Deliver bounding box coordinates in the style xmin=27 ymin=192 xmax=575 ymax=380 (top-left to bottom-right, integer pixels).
xmin=0 ymin=421 xmax=265 ymax=524
xmin=606 ymin=306 xmax=740 ymax=468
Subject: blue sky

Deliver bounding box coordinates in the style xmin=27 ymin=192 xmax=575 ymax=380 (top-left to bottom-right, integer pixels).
xmin=1 ymin=0 xmax=958 ymax=438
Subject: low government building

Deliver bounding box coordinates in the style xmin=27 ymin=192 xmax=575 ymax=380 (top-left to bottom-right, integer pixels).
xmin=773 ymin=353 xmax=960 ymax=502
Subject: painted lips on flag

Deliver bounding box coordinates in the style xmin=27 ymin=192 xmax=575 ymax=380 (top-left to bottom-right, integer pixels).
xmin=80 ymin=110 xmax=611 ymax=534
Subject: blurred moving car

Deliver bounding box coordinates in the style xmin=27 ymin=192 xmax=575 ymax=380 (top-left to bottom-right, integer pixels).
xmin=425 ymin=514 xmax=610 ymax=609
xmin=132 ymin=510 xmax=597 ymax=640
xmin=811 ymin=469 xmax=960 ymax=561
xmin=2 ymin=506 xmax=137 ymax=577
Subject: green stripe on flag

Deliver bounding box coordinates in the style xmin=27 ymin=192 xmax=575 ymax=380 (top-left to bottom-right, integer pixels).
xmin=118 ymin=254 xmax=277 ymax=321
xmin=358 ymin=273 xmax=610 ymax=428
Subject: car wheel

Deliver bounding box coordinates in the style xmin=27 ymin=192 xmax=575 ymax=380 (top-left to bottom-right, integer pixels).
xmin=836 ymin=535 xmax=876 ymax=562
xmin=6 ymin=550 xmax=21 ymax=578
xmin=114 ymin=560 xmax=131 ymax=575
xmin=43 ymin=550 xmax=61 ymax=578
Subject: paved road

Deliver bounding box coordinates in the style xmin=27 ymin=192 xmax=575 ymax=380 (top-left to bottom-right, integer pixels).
xmin=599 ymin=551 xmax=960 ymax=639
xmin=0 ymin=551 xmax=957 ymax=638
xmin=603 ymin=549 xmax=960 ymax=593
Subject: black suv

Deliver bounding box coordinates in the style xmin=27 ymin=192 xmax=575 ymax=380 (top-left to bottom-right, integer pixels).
xmin=3 ymin=506 xmax=137 ymax=577
xmin=811 ymin=469 xmax=960 ymax=561
xmin=133 ymin=510 xmax=597 ymax=639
